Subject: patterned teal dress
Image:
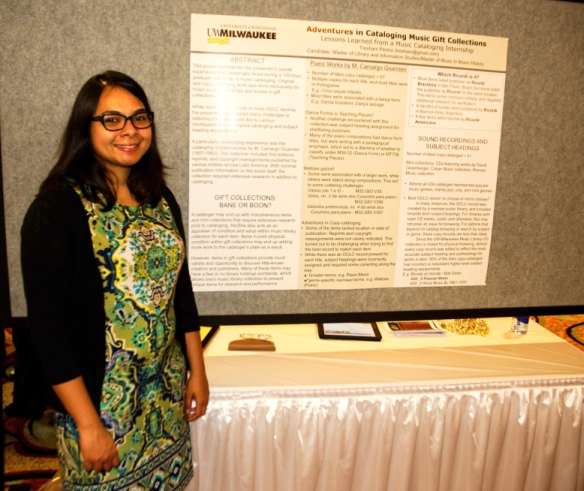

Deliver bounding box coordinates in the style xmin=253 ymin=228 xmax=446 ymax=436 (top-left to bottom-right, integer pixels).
xmin=55 ymin=190 xmax=194 ymax=491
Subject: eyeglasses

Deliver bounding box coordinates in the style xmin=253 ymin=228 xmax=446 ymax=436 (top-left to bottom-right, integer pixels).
xmin=91 ymin=111 xmax=154 ymax=131
xmin=240 ymin=333 xmax=272 ymax=340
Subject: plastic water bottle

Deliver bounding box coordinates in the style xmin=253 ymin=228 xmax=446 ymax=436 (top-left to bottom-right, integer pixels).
xmin=512 ymin=316 xmax=529 ymax=335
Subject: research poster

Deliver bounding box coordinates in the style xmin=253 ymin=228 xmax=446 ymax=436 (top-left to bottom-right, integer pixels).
xmin=189 ymin=14 xmax=508 ymax=291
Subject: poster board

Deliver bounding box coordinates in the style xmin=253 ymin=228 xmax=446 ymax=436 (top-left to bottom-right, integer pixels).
xmin=188 ymin=14 xmax=507 ymax=292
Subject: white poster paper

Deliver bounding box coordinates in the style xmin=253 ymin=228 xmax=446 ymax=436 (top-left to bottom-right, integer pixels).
xmin=189 ymin=14 xmax=507 ymax=291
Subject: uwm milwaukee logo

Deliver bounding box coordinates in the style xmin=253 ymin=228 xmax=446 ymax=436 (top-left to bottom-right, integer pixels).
xmin=207 ymin=28 xmax=277 ymax=45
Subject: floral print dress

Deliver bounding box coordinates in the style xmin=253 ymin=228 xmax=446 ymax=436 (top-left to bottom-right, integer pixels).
xmin=55 ymin=190 xmax=193 ymax=491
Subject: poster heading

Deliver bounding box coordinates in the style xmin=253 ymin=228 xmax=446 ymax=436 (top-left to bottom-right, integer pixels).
xmin=192 ymin=14 xmax=507 ymax=72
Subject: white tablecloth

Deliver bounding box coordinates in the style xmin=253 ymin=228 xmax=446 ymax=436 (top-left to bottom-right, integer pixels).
xmin=191 ymin=319 xmax=584 ymax=491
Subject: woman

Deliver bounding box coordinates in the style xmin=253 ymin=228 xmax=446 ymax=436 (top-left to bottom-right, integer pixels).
xmin=21 ymin=71 xmax=209 ymax=490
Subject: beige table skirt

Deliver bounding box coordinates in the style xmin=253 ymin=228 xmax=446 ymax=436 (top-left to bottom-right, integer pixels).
xmin=191 ymin=319 xmax=584 ymax=491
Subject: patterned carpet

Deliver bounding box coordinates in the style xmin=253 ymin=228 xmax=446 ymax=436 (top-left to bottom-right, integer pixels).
xmin=3 ymin=317 xmax=584 ymax=489
xmin=534 ymin=314 xmax=584 ymax=352
xmin=3 ymin=328 xmax=59 ymax=490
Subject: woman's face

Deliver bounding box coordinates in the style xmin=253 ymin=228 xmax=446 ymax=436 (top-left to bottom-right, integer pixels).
xmin=90 ymin=86 xmax=152 ymax=177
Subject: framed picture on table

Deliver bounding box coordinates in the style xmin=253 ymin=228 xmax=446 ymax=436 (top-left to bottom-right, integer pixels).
xmin=318 ymin=322 xmax=382 ymax=341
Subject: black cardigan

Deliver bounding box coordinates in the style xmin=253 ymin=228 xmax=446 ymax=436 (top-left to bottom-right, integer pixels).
xmin=21 ymin=184 xmax=200 ymax=414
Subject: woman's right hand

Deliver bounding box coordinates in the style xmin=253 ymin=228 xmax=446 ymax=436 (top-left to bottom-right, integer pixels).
xmin=78 ymin=423 xmax=120 ymax=472
xmin=52 ymin=376 xmax=120 ymax=473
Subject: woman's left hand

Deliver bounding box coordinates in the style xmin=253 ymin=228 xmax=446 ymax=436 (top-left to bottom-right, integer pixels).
xmin=185 ymin=370 xmax=210 ymax=421
xmin=183 ymin=331 xmax=209 ymax=421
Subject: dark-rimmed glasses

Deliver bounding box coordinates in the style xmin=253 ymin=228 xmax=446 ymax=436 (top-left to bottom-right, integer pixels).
xmin=91 ymin=111 xmax=154 ymax=131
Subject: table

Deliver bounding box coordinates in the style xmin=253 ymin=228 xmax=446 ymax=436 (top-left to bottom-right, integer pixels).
xmin=191 ymin=319 xmax=584 ymax=491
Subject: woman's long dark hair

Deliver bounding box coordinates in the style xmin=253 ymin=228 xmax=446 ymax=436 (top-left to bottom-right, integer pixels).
xmin=40 ymin=70 xmax=166 ymax=208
